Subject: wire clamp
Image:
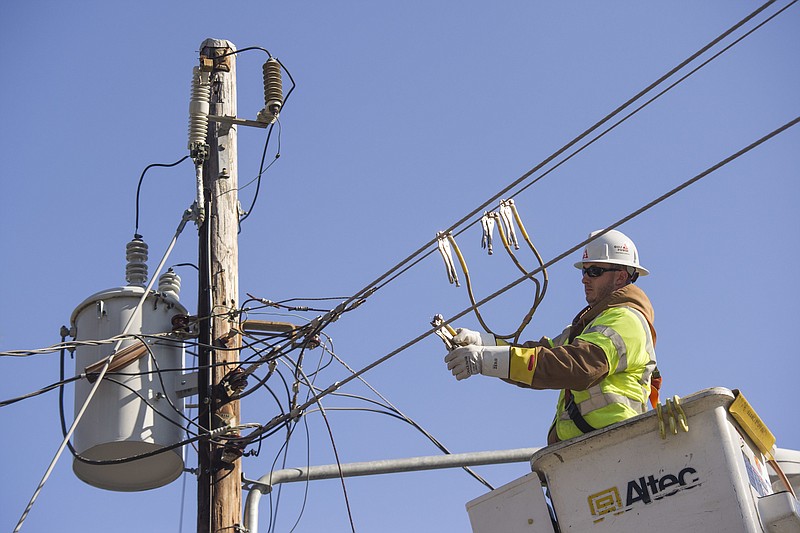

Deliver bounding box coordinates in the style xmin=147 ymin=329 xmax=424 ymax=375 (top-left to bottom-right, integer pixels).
xmin=431 ymin=314 xmax=457 ymax=350
xmin=436 ymin=231 xmax=460 ymax=287
xmin=480 ymin=212 xmax=496 ymax=255
xmin=499 ymin=199 xmax=520 ymax=250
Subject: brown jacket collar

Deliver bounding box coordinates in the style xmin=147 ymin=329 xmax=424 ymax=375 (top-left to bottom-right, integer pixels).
xmin=568 ymin=284 xmax=656 ymax=344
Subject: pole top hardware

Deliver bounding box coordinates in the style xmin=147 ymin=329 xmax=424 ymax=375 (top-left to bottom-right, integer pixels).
xmin=198 ymin=56 xmax=214 ymax=72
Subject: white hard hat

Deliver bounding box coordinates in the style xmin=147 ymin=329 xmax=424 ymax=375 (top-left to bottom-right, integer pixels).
xmin=573 ymin=229 xmax=649 ymax=277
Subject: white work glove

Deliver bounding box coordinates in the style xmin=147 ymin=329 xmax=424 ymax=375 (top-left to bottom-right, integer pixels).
xmin=444 ymin=345 xmax=510 ymax=381
xmin=452 ymin=328 xmax=496 ymax=347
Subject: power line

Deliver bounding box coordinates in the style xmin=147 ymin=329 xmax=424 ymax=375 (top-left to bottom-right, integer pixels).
xmin=254 ymin=1 xmax=794 ymax=402
xmin=293 ymin=361 xmax=356 ymax=532
xmin=316 ymin=340 xmax=495 ymax=490
xmin=250 ymin=114 xmax=799 ymax=441
xmin=134 ymin=155 xmax=190 ymax=235
xmin=329 ymin=0 xmax=788 ymax=308
xmin=507 ymin=0 xmax=799 ymax=204
xmin=7 ymin=4 xmax=794 ymax=528
xmin=239 ymin=120 xmax=280 ymax=227
xmin=0 ymin=376 xmax=81 ymax=407
xmin=28 ymin=7 xmax=787 ymax=500
xmin=231 ymin=0 xmax=796 ymax=454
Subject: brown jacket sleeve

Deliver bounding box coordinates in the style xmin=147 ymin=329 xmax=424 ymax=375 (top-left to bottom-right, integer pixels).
xmin=507 ymin=338 xmax=609 ymax=391
xmin=506 ymin=284 xmax=654 ymax=392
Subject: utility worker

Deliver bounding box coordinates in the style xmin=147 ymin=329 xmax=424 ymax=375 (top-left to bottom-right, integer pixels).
xmin=444 ymin=229 xmax=658 ymax=444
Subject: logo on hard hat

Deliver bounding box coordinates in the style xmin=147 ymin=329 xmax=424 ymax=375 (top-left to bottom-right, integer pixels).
xmin=582 ymin=250 xmax=589 ymax=259
xmin=614 ymin=244 xmax=629 ymax=254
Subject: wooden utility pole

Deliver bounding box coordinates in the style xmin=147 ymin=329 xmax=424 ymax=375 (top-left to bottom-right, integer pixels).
xmin=197 ymin=38 xmax=242 ymax=533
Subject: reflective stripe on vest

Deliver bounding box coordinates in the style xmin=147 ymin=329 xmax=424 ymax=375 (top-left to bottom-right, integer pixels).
xmin=559 ymin=386 xmax=646 ymax=422
xmin=626 ymin=307 xmax=657 ymax=387
xmin=560 ymin=306 xmax=656 ymax=422
xmin=582 ymin=323 xmax=628 ymax=372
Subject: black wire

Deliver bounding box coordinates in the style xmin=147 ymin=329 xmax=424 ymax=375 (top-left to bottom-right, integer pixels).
xmin=508 ymin=0 xmax=799 ymax=205
xmin=59 ymin=347 xmax=199 ymax=465
xmin=267 ymin=417 xmax=300 ymax=533
xmin=235 ymin=324 xmax=318 ymax=381
xmin=76 ymin=432 xmax=202 ymax=466
xmin=303 ymin=349 xmax=335 ymax=381
xmin=245 ymin=419 xmax=295 ymax=446
xmin=275 ymin=57 xmax=296 ymax=108
xmin=246 ymin=379 xmax=287 ymax=451
xmin=244 ymin=302 xmax=336 ymax=314
xmin=237 ymin=341 xmax=288 ymax=373
xmin=58 ymin=337 xmax=78 ymax=458
xmin=238 ymin=342 xmax=280 ymax=366
xmin=317 ymin=341 xmax=494 ymax=489
xmin=243 ymin=323 xmax=302 ymax=349
xmin=272 ymin=361 xmax=295 ymax=409
xmin=239 ymin=121 xmax=278 ymax=228
xmin=304 ymin=403 xmax=409 ymax=424
xmin=326 ymin=0 xmax=786 ymax=309
xmin=181 ymin=404 xmax=200 ymax=456
xmin=241 ymin=366 xmax=295 ymax=449
xmin=294 ymin=0 xmax=792 ymax=309
xmin=287 ymin=414 xmax=313 ymax=533
xmin=57 ymin=335 xmax=207 ymax=466
xmin=234 ymin=53 xmax=296 ymax=230
xmin=316 ymin=389 xmax=422 ymax=422
xmin=292 ymin=361 xmax=357 ymax=532
xmin=234 ymin=363 xmax=276 ymax=402
xmin=212 ymin=46 xmax=273 ymax=59
xmin=257 ymin=348 xmax=331 ymax=531
xmin=103 ymin=377 xmax=200 ymax=436
xmin=200 ymin=47 xmax=296 ymax=233
xmin=0 ymin=375 xmax=81 ymax=407
xmin=137 ymin=336 xmax=203 ymax=431
xmin=236 ymin=145 xmax=281 ymax=198
xmin=98 ymin=360 xmax=230 ymax=378
xmin=134 ymin=155 xmax=190 ymax=235
xmin=244 ymin=295 xmax=351 ymax=306
xmin=248 ymin=115 xmax=800 ymax=444
xmin=172 ymin=262 xmax=200 ymax=271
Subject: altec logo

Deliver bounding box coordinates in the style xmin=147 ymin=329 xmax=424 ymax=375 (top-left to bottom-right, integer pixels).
xmin=587 ymin=466 xmax=700 ymax=523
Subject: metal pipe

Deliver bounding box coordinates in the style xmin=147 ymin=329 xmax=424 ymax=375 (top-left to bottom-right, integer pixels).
xmin=242 ymin=447 xmax=541 ymax=533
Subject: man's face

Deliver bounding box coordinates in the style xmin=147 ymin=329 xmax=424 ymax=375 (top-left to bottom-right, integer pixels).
xmin=582 ymin=262 xmax=625 ymax=306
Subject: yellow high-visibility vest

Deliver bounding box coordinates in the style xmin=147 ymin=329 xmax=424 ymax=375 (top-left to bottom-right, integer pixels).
xmin=551 ymin=306 xmax=657 ymax=440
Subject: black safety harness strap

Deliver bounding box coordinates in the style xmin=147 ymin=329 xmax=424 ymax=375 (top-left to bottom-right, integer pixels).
xmin=564 ymin=389 xmax=596 ymax=434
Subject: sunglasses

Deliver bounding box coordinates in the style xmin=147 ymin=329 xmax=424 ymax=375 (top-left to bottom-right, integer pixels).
xmin=582 ymin=266 xmax=621 ymax=278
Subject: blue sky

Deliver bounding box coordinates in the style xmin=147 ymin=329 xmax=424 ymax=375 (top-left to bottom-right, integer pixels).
xmin=1 ymin=2 xmax=798 ymax=532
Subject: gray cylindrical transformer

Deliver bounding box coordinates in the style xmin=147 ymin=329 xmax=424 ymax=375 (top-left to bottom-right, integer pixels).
xmin=70 ymin=286 xmax=187 ymax=491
